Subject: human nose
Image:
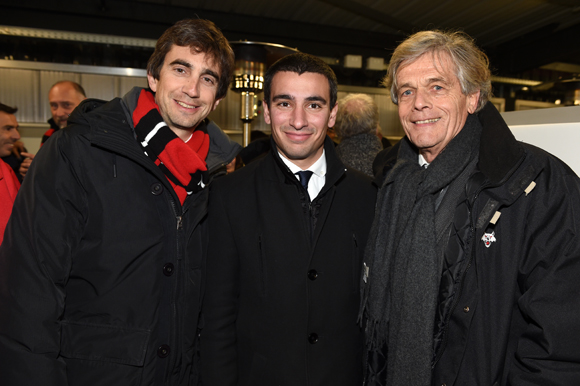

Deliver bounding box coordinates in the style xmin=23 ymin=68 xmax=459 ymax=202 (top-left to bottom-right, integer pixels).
xmin=183 ymin=77 xmax=200 ymax=98
xmin=56 ymin=105 xmax=67 ymax=117
xmin=289 ymin=107 xmax=307 ymax=129
xmin=12 ymin=129 xmax=21 ymax=141
xmin=413 ymin=88 xmax=432 ymax=110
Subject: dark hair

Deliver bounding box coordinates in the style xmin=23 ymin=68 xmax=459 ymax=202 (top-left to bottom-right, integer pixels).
xmin=0 ymin=103 xmax=18 ymax=115
xmin=147 ymin=19 xmax=235 ymax=101
xmin=264 ymin=53 xmax=338 ymax=108
xmin=51 ymin=80 xmax=87 ymax=97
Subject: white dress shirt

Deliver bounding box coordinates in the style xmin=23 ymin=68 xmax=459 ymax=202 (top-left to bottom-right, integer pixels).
xmin=419 ymin=153 xmax=430 ymax=169
xmin=279 ymin=150 xmax=327 ymax=200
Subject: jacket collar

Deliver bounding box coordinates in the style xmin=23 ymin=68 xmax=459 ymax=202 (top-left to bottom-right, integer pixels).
xmin=476 ymin=101 xmax=525 ymax=185
xmin=69 ymin=97 xmax=154 ymax=170
xmin=69 ymin=87 xmax=240 ymax=174
xmin=375 ymin=101 xmax=526 ymax=187
xmin=47 ymin=117 xmax=60 ymax=131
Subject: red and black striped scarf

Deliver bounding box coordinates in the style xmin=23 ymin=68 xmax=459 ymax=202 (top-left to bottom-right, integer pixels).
xmin=132 ymin=89 xmax=210 ymax=205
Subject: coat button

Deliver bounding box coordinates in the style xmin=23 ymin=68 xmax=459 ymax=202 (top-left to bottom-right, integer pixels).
xmin=151 ymin=183 xmax=163 ymax=195
xmin=163 ymin=263 xmax=174 ymax=276
xmin=157 ymin=344 xmax=170 ymax=358
xmin=308 ymin=333 xmax=318 ymax=344
xmin=307 ymin=269 xmax=318 ymax=280
xmin=463 ymin=306 xmax=470 ymax=313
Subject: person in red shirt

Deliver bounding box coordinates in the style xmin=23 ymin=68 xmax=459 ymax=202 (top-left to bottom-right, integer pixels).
xmin=0 ymin=103 xmax=21 ymax=244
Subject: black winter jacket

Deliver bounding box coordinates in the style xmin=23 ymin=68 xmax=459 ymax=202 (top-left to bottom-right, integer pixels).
xmin=201 ymin=138 xmax=377 ymax=386
xmin=370 ymin=102 xmax=580 ymax=385
xmin=0 ymin=89 xmax=241 ymax=386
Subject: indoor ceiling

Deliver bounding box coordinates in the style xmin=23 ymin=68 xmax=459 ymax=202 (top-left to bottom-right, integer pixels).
xmin=2 ymin=0 xmax=580 ymax=82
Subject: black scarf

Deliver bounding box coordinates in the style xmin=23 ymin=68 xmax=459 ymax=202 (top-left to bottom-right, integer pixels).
xmin=360 ymin=115 xmax=482 ymax=385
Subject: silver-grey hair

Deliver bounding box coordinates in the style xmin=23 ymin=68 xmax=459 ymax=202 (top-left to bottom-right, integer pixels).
xmin=334 ymin=93 xmax=379 ymax=140
xmin=383 ymin=30 xmax=491 ymax=113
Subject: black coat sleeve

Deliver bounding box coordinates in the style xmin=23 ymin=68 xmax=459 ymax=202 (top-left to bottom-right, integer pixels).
xmin=0 ymin=131 xmax=87 ymax=385
xmin=200 ymin=181 xmax=240 ymax=386
xmin=508 ymin=168 xmax=580 ymax=385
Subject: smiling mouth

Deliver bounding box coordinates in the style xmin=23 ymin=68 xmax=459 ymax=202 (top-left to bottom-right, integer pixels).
xmin=176 ymin=100 xmax=197 ymax=109
xmin=414 ymin=117 xmax=441 ymax=125
xmin=414 ymin=118 xmax=441 ymax=124
xmin=285 ymin=131 xmax=312 ymax=141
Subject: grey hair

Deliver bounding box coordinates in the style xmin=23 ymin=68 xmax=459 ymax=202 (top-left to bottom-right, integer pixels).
xmin=383 ymin=30 xmax=491 ymax=113
xmin=334 ymin=93 xmax=379 ymax=140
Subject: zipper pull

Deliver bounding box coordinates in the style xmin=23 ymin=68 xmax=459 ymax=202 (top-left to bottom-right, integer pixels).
xmin=176 ymin=216 xmax=183 ymax=230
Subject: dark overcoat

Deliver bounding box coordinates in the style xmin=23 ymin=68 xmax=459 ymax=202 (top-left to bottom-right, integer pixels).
xmin=0 ymin=89 xmax=241 ymax=386
xmin=367 ymin=102 xmax=580 ymax=386
xmin=201 ymin=138 xmax=377 ymax=386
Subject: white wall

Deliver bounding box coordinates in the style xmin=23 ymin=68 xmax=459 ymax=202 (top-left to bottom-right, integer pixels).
xmin=502 ymin=106 xmax=580 ymax=175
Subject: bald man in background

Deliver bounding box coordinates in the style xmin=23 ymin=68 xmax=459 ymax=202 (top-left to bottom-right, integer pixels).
xmin=43 ymin=80 xmax=87 ymax=144
xmin=19 ymin=80 xmax=86 ymax=177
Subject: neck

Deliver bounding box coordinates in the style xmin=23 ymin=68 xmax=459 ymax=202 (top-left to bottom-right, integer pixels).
xmin=170 ymin=125 xmax=197 ymax=142
xmin=280 ymin=148 xmax=324 ymax=170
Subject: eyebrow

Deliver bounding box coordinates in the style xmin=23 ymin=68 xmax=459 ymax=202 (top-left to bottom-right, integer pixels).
xmin=399 ymin=76 xmax=450 ymax=91
xmin=202 ymin=69 xmax=220 ymax=82
xmin=169 ymin=59 xmax=220 ymax=82
xmin=426 ymin=76 xmax=450 ymax=85
xmin=169 ymin=59 xmax=192 ymax=69
xmin=272 ymin=94 xmax=327 ymax=104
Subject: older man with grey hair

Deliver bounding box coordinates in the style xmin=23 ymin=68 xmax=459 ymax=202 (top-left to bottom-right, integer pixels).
xmin=360 ymin=30 xmax=580 ymax=386
xmin=334 ymin=93 xmax=383 ymax=177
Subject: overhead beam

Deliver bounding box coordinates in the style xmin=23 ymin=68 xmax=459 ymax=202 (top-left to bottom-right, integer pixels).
xmin=316 ymin=0 xmax=415 ymax=34
xmin=0 ymin=1 xmax=402 ymax=58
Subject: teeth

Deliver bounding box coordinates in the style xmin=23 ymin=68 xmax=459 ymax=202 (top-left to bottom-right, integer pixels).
xmin=177 ymin=101 xmax=195 ymax=109
xmin=415 ymin=118 xmax=440 ymax=124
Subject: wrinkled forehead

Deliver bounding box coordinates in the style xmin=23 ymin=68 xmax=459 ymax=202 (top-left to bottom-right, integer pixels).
xmin=398 ymin=51 xmax=460 ymax=85
xmin=185 ymin=45 xmax=221 ymax=74
xmin=49 ymin=85 xmax=83 ymax=102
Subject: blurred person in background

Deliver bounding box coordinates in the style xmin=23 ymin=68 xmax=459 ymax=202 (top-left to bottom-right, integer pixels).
xmin=334 ymin=93 xmax=383 ymax=177
xmin=1 ymin=139 xmax=26 ymax=183
xmin=43 ymin=80 xmax=87 ymax=144
xmin=0 ymin=103 xmax=21 ymax=244
xmin=19 ymin=80 xmax=87 ymax=178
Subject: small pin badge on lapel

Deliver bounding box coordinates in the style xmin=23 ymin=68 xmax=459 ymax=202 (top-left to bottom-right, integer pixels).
xmin=363 ymin=262 xmax=369 ymax=283
xmin=482 ymin=231 xmax=496 ymax=248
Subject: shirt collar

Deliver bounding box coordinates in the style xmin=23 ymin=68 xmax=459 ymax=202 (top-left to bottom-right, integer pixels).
xmin=278 ymin=149 xmax=327 ymax=177
xmin=418 ymin=153 xmax=430 ymax=168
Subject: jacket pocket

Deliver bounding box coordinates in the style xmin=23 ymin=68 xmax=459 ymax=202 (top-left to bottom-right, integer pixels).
xmin=60 ymin=320 xmax=151 ymax=366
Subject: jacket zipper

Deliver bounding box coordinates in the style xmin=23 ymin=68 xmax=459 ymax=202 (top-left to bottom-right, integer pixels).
xmin=432 ymin=192 xmax=479 ymax=368
xmin=166 ymin=196 xmax=182 ymax=383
